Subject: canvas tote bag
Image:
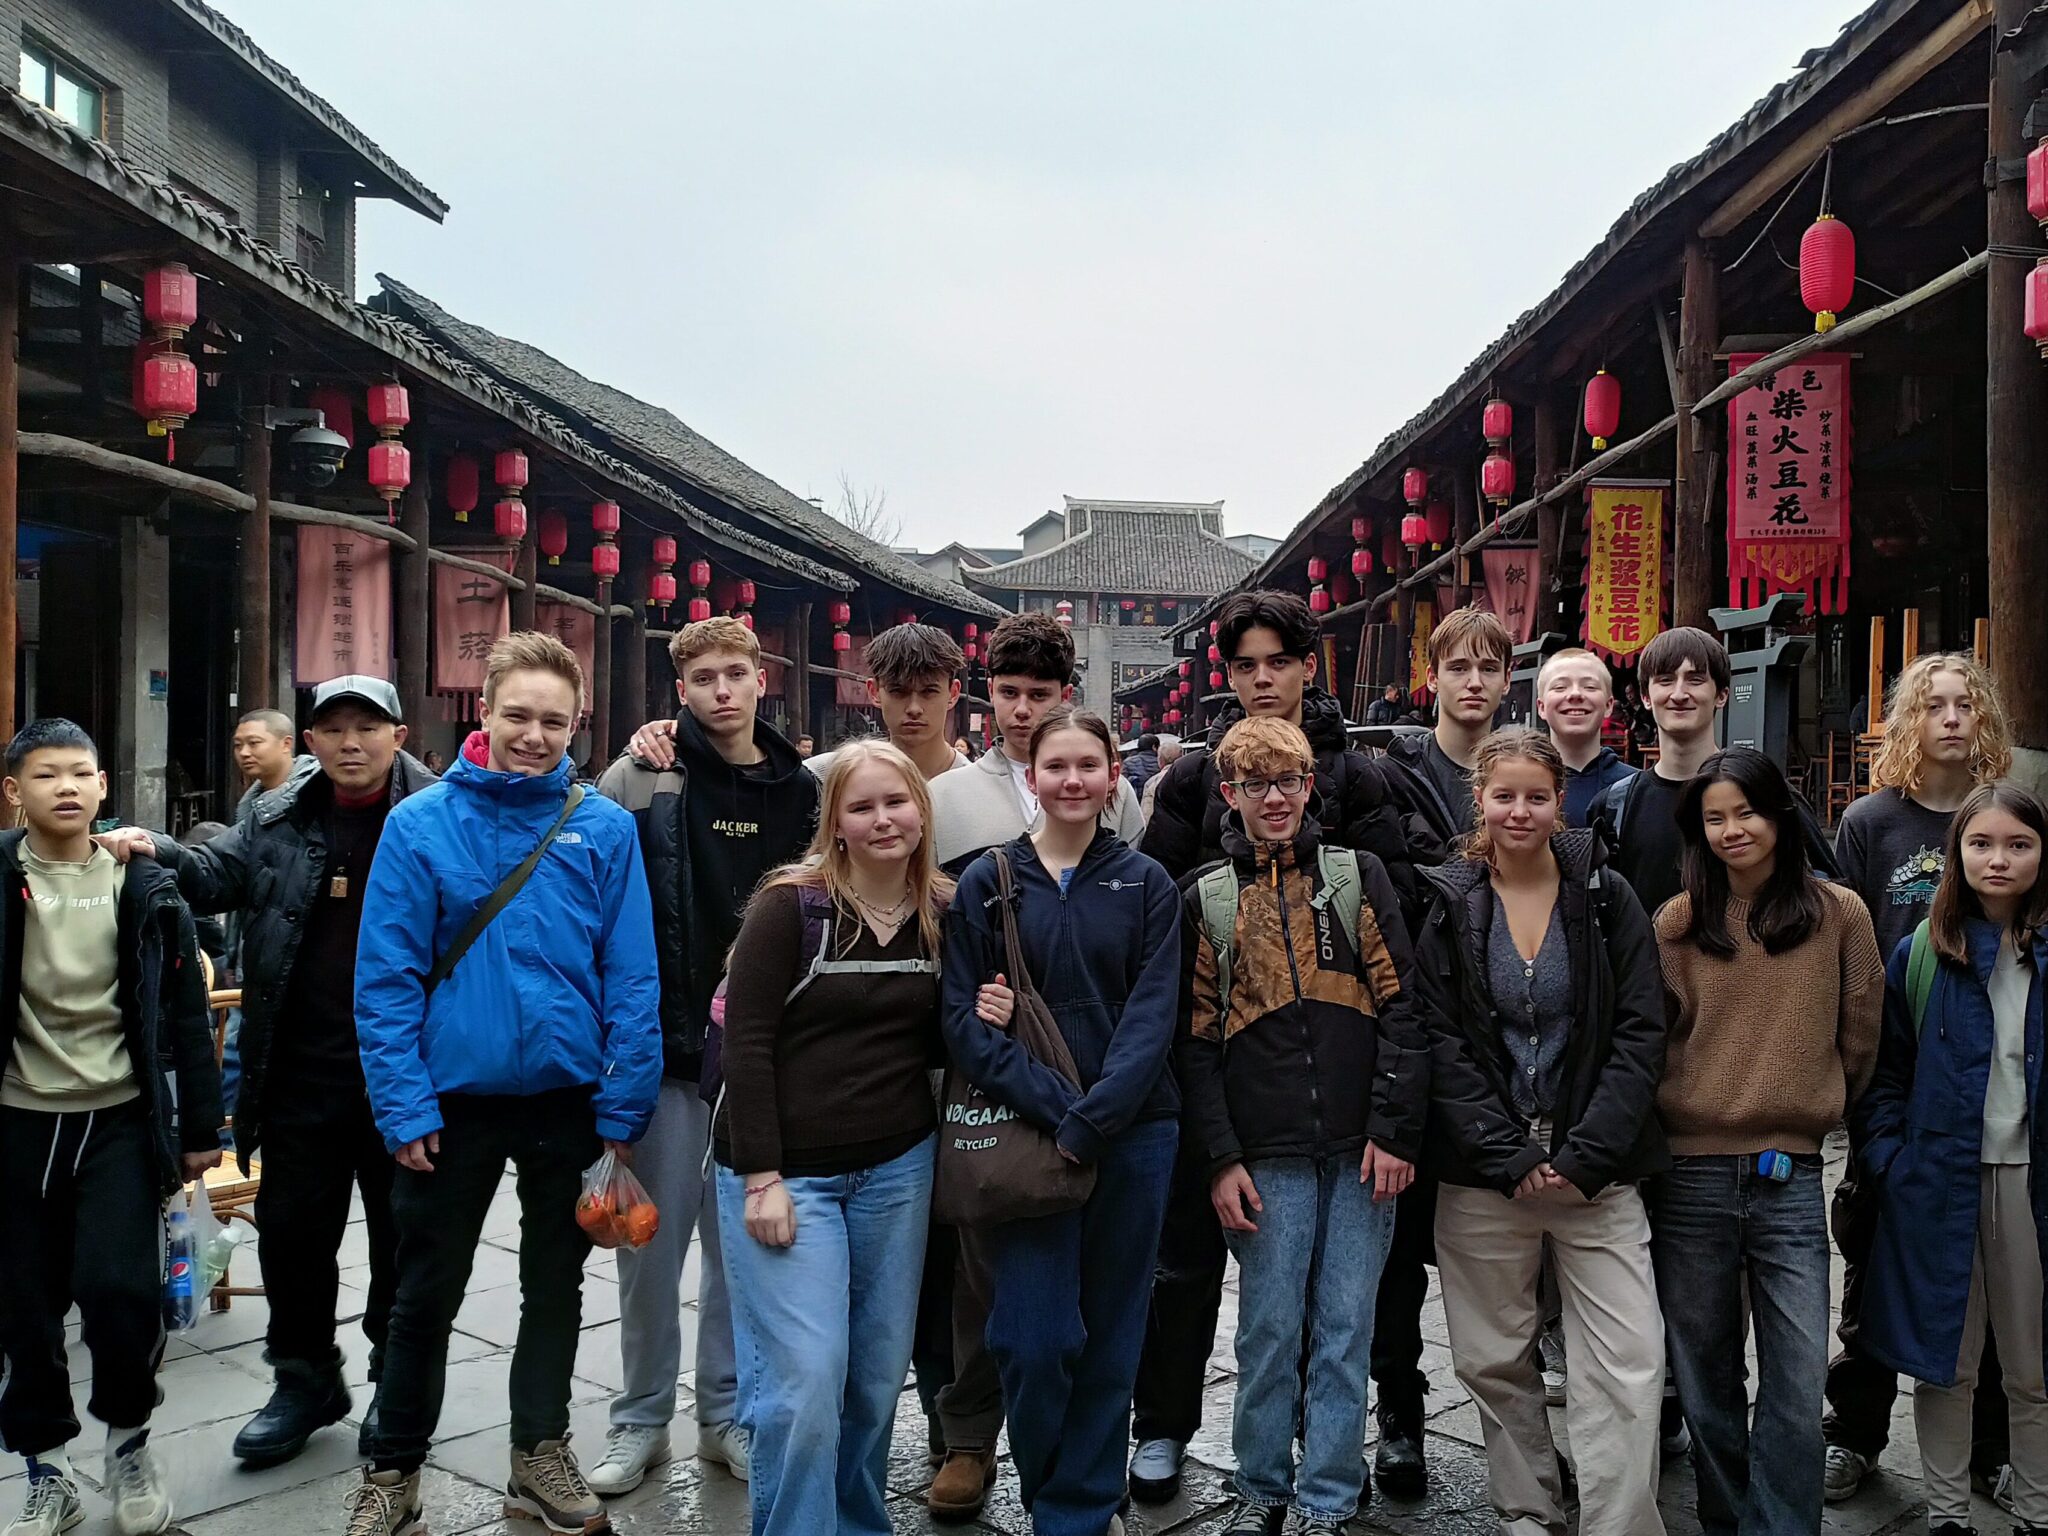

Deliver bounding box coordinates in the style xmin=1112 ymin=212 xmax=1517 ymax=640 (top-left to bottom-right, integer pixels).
xmin=933 ymin=848 xmax=1096 ymax=1225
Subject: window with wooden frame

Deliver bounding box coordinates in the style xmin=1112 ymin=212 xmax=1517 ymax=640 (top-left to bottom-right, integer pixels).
xmin=18 ymin=39 xmax=104 ymax=138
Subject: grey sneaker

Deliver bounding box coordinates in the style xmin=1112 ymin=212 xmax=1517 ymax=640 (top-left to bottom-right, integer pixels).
xmin=1539 ymin=1326 xmax=1567 ymax=1407
xmin=1822 ymin=1443 xmax=1873 ymax=1503
xmin=342 ymin=1469 xmax=424 ymax=1536
xmin=506 ymin=1437 xmax=607 ymax=1534
xmin=1129 ymin=1437 xmax=1185 ymax=1503
xmin=1298 ymin=1519 xmax=1348 ymax=1536
xmin=5 ymin=1470 xmax=83 ymax=1536
xmin=1218 ymin=1498 xmax=1285 ymax=1535
xmin=587 ymin=1425 xmax=670 ymax=1497
xmin=103 ymin=1441 xmax=171 ymax=1536
xmin=696 ymin=1418 xmax=750 ymax=1481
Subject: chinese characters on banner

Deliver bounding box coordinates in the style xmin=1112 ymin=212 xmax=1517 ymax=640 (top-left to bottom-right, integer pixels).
xmin=1583 ymin=480 xmax=1667 ymax=663
xmin=836 ymin=636 xmax=874 ymax=707
xmin=1481 ymin=545 xmax=1539 ymax=644
xmin=432 ymin=547 xmax=513 ymax=692
xmin=293 ymin=530 xmax=392 ymax=685
xmin=1725 ymin=352 xmax=1852 ymax=611
xmin=1408 ymin=599 xmax=1436 ymax=703
xmin=533 ymin=600 xmax=596 ymax=714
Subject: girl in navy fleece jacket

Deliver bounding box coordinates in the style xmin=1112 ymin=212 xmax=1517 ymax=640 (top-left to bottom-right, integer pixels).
xmin=941 ymin=706 xmax=1182 ymax=1536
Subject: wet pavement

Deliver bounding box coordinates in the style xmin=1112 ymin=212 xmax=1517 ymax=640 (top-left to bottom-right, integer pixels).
xmin=23 ymin=1131 xmax=2000 ymax=1533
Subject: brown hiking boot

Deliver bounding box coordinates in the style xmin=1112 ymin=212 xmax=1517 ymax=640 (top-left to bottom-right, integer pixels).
xmin=928 ymin=1448 xmax=997 ymax=1522
xmin=505 ymin=1437 xmax=608 ymax=1534
xmin=341 ymin=1468 xmax=423 ymax=1536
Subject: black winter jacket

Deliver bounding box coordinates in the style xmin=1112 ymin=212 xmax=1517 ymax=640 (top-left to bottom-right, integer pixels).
xmin=1377 ymin=728 xmax=1467 ymax=864
xmin=1176 ymin=815 xmax=1428 ymax=1174
xmin=0 ymin=834 xmax=222 ymax=1197
xmin=1141 ymin=690 xmax=1411 ymax=893
xmin=1414 ymin=828 xmax=1669 ymax=1198
xmin=154 ymin=752 xmax=437 ymax=1167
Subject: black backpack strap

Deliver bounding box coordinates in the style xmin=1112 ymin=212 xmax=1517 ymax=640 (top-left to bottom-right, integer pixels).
xmin=424 ymin=784 xmax=585 ymax=999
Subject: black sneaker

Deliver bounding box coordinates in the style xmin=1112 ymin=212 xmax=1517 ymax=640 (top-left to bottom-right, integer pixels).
xmin=1372 ymin=1399 xmax=1427 ymax=1499
xmin=233 ymin=1356 xmax=351 ymax=1467
xmin=1218 ymin=1498 xmax=1285 ymax=1536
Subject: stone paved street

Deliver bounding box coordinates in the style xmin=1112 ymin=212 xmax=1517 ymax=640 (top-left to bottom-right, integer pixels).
xmin=27 ymin=1133 xmax=2001 ymax=1535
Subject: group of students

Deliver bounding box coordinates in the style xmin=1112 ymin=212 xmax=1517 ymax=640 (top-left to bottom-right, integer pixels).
xmin=0 ymin=587 xmax=2038 ymax=1536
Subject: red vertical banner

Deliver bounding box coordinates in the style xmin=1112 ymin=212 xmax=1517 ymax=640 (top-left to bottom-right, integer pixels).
xmin=1725 ymin=352 xmax=1852 ymax=611
xmin=835 ymin=636 xmax=873 ymax=707
xmin=294 ymin=530 xmax=392 ymax=685
xmin=1481 ymin=544 xmax=1539 ymax=643
xmin=534 ymin=599 xmax=597 ymax=715
xmin=433 ymin=548 xmax=513 ymax=693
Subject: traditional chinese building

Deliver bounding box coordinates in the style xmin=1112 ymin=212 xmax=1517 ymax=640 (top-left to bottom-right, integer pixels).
xmin=1184 ymin=0 xmax=2048 ymax=799
xmin=968 ymin=497 xmax=1258 ymax=712
xmin=0 ymin=0 xmax=998 ymax=827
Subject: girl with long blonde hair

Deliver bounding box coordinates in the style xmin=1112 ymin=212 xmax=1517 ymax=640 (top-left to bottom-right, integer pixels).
xmin=715 ymin=739 xmax=1012 ymax=1536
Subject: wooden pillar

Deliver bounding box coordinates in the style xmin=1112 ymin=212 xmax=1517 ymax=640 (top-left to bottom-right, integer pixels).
xmin=1672 ymin=237 xmax=1721 ymax=631
xmin=510 ymin=524 xmax=538 ymax=632
xmin=620 ymin=541 xmax=649 ymax=725
xmin=1533 ymin=387 xmax=1562 ymax=635
xmin=0 ymin=234 xmax=17 ymax=744
xmin=1452 ymin=468 xmax=1479 ymax=609
xmin=396 ymin=434 xmax=431 ymax=732
xmin=591 ymin=584 xmax=614 ymax=765
xmin=240 ymin=371 xmax=274 ymax=714
xmin=790 ymin=599 xmax=813 ymax=741
xmin=1989 ymin=0 xmax=2048 ymax=759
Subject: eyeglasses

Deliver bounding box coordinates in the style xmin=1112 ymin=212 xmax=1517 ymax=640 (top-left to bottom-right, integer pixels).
xmin=1226 ymin=774 xmax=1308 ymax=799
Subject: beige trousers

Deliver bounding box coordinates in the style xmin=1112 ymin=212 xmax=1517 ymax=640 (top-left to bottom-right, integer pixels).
xmin=1436 ymin=1181 xmax=1667 ymax=1536
xmin=1915 ymin=1162 xmax=2048 ymax=1525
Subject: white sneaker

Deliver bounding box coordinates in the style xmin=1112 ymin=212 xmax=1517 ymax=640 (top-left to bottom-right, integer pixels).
xmin=103 ymin=1441 xmax=171 ymax=1536
xmin=587 ymin=1424 xmax=671 ymax=1497
xmin=1821 ymin=1443 xmax=1873 ymax=1503
xmin=1128 ymin=1437 xmax=1185 ymax=1503
xmin=5 ymin=1471 xmax=83 ymax=1536
xmin=697 ymin=1419 xmax=750 ymax=1481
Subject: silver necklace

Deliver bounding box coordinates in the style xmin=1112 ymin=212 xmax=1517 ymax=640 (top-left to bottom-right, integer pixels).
xmin=852 ymin=889 xmax=913 ymax=923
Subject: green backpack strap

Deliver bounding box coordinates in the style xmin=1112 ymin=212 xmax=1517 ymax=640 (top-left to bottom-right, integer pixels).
xmin=1906 ymin=918 xmax=1937 ymax=1037
xmin=1310 ymin=846 xmax=1365 ymax=948
xmin=1196 ymin=865 xmax=1243 ymax=1022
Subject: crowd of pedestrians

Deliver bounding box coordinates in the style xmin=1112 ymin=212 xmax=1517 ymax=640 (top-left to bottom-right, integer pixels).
xmin=0 ymin=591 xmax=2038 ymax=1536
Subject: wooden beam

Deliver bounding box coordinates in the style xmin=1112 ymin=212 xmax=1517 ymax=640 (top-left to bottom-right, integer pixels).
xmin=1673 ymin=238 xmax=1721 ymax=629
xmin=791 ymin=599 xmax=813 ymax=743
xmin=1988 ymin=0 xmax=2048 ymax=757
xmin=0 ymin=230 xmax=18 ymax=743
xmin=510 ymin=522 xmax=538 ymax=631
xmin=1698 ymin=0 xmax=1994 ymax=239
xmin=1654 ymin=301 xmax=1681 ymax=409
xmin=396 ymin=436 xmax=431 ymax=732
xmin=621 ymin=542 xmax=650 ymax=726
xmin=241 ymin=384 xmax=274 ymax=713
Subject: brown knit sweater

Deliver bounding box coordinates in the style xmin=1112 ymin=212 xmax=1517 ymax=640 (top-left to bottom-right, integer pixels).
xmin=1654 ymin=881 xmax=1884 ymax=1155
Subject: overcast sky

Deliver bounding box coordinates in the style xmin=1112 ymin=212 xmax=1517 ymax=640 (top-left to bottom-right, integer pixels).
xmin=230 ymin=0 xmax=1849 ymax=549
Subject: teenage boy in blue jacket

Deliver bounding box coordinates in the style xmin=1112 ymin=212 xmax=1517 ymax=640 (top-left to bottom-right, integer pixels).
xmin=346 ymin=632 xmax=662 ymax=1536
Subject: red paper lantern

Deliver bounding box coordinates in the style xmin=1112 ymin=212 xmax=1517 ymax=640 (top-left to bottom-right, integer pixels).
xmin=1121 ymin=599 xmax=1137 ymax=611
xmin=1309 ymin=588 xmax=1332 ymax=614
xmin=1178 ymin=662 xmax=1191 ymax=679
xmin=1352 ymin=548 xmax=1372 ymax=577
xmin=963 ymin=623 xmax=979 ymax=641
xmin=538 ymin=509 xmax=569 ymax=566
xmin=493 ymin=498 xmax=527 ymax=543
xmin=1481 ymin=451 xmax=1516 ymax=507
xmin=1209 ymin=619 xmax=1220 ymax=637
xmin=1307 ymin=555 xmax=1329 ymax=582
xmin=1400 ymin=511 xmax=1428 ymax=553
xmin=653 ymin=536 xmax=679 ymax=568
xmin=366 ymin=382 xmax=410 ymax=435
xmin=963 ymin=641 xmax=979 ymax=662
xmin=446 ymin=453 xmax=480 ymax=523
xmin=737 ymin=579 xmax=756 ymax=608
xmin=495 ymin=448 xmax=530 ymax=492
xmin=1209 ymin=669 xmax=1224 ymax=689
xmin=1351 ymin=514 xmax=1368 ymax=542
xmin=591 ymin=543 xmax=621 ymax=580
xmin=832 ymin=630 xmax=852 ymax=653
xmin=309 ymin=386 xmax=355 ymax=449
xmin=1208 ymin=644 xmax=1222 ymax=663
xmin=1800 ymin=215 xmax=1855 ymax=334
xmin=1381 ymin=525 xmax=1402 ymax=569
xmin=1425 ymin=500 xmax=1453 ymax=550
xmin=738 ymin=613 xmax=755 ymax=631
xmin=591 ymin=501 xmax=621 ymax=536
xmin=829 ymin=601 xmax=852 ymax=626
xmin=688 ymin=598 xmax=713 ymax=623
xmin=689 ymin=559 xmax=713 ymax=590
xmin=649 ymin=571 xmax=678 ymax=609
xmin=1402 ymin=467 xmax=1428 ymax=508
xmin=2027 ymin=260 xmax=2048 ymax=357
xmin=2031 ymin=140 xmax=2048 ymax=227
xmin=367 ymin=440 xmax=411 ymax=524
xmin=1584 ymin=369 xmax=1621 ymax=450
xmin=142 ymin=264 xmax=198 ymax=338
xmin=1482 ymin=399 xmax=1513 ymax=444
xmin=1331 ymin=570 xmax=1354 ymax=605
xmin=134 ymin=349 xmax=197 ymax=433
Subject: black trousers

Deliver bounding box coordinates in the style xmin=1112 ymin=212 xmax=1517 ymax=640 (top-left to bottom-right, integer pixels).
xmin=1369 ymin=1170 xmax=1438 ymax=1416
xmin=1131 ymin=1135 xmax=1227 ymax=1444
xmin=254 ymin=1085 xmax=397 ymax=1378
xmin=0 ymin=1101 xmax=164 ymax=1456
xmin=1826 ymin=1168 xmax=2008 ymax=1471
xmin=371 ymin=1089 xmax=599 ymax=1473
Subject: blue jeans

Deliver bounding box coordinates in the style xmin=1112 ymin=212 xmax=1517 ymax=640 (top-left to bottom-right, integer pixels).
xmin=218 ymin=1009 xmax=241 ymax=1150
xmin=1653 ymin=1154 xmax=1830 ymax=1536
xmin=987 ymin=1117 xmax=1176 ymax=1536
xmin=1224 ymin=1154 xmax=1397 ymax=1523
xmin=717 ymin=1137 xmax=933 ymax=1536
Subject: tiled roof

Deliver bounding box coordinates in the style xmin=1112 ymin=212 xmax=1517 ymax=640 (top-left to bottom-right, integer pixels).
xmin=0 ymin=90 xmax=852 ymax=589
xmin=373 ymin=277 xmax=1006 ymax=620
xmin=163 ymin=0 xmax=446 ymax=219
xmin=970 ymin=507 xmax=1258 ymax=596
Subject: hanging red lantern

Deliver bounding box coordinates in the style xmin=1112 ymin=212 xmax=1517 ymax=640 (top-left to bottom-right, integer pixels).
xmin=1481 ymin=451 xmax=1516 ymax=507
xmin=1352 ymin=547 xmax=1372 ymax=578
xmin=832 ymin=629 xmax=852 ymax=653
xmin=1307 ymin=555 xmax=1329 ymax=583
xmin=591 ymin=500 xmax=621 ymax=537
xmin=1166 ymin=708 xmax=1182 ymax=726
xmin=738 ymin=579 xmax=757 ymax=608
xmin=963 ymin=641 xmax=979 ymax=662
xmin=538 ymin=509 xmax=569 ymax=566
xmin=365 ymin=382 xmax=410 ymax=436
xmin=652 ymin=535 xmax=678 ymax=568
xmin=688 ymin=597 xmax=713 ymax=623
xmin=1381 ymin=525 xmax=1402 ymax=570
xmin=1400 ymin=511 xmax=1428 ymax=557
xmin=1482 ymin=399 xmax=1513 ymax=444
xmin=446 ymin=453 xmax=480 ymax=523
xmin=829 ymin=600 xmax=851 ymax=626
xmin=1584 ymin=369 xmax=1621 ymax=450
xmin=590 ymin=500 xmax=620 ymax=583
xmin=1208 ymin=644 xmax=1222 ymax=663
xmin=2026 ymin=260 xmax=2048 ymax=359
xmin=310 ymin=386 xmax=356 ymax=450
xmin=1800 ymin=214 xmax=1855 ymax=334
xmin=1121 ymin=599 xmax=1137 ymax=612
xmin=494 ymin=448 xmax=530 ymax=492
xmin=689 ymin=559 xmax=713 ymax=590
xmin=1309 ymin=587 xmax=1332 ymax=614
xmin=493 ymin=498 xmax=527 ymax=544
xmin=1425 ymin=500 xmax=1453 ymax=550
xmin=1402 ymin=468 xmax=1428 ymax=508
xmin=591 ymin=543 xmax=621 ymax=580
xmin=2030 ymin=140 xmax=2048 ymax=227
xmin=963 ymin=622 xmax=979 ymax=641
xmin=1210 ymin=669 xmax=1224 ymax=690
xmin=1055 ymin=599 xmax=1074 ymax=627
xmin=142 ymin=263 xmax=198 ymax=339
xmin=649 ymin=570 xmax=678 ymax=610
xmin=134 ymin=348 xmax=197 ymax=434
xmin=1351 ymin=514 xmax=1368 ymax=542
xmin=1178 ymin=661 xmax=1191 ymax=679
xmin=1331 ymin=570 xmax=1354 ymax=606
xmin=366 ymin=440 xmax=411 ymax=525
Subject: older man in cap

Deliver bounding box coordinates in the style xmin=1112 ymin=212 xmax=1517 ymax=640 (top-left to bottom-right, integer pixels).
xmin=101 ymin=675 xmax=437 ymax=1468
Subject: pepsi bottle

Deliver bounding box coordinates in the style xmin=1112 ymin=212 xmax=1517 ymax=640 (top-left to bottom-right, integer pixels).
xmin=164 ymin=1207 xmax=197 ymax=1330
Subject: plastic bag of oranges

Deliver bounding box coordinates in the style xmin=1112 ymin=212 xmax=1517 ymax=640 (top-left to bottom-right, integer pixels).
xmin=574 ymin=1148 xmax=660 ymax=1250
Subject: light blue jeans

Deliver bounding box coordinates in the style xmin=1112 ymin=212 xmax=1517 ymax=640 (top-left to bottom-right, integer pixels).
xmin=1224 ymin=1153 xmax=1398 ymax=1523
xmin=717 ymin=1136 xmax=933 ymax=1536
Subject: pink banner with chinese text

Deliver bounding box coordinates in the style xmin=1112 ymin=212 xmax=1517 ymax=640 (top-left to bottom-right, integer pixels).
xmin=294 ymin=529 xmax=392 ymax=686
xmin=1725 ymin=352 xmax=1852 ymax=612
xmin=1481 ymin=544 xmax=1539 ymax=644
xmin=433 ymin=548 xmax=513 ymax=693
xmin=534 ymin=599 xmax=597 ymax=711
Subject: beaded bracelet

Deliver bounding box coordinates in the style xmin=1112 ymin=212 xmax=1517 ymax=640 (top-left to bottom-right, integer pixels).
xmin=744 ymin=1178 xmax=783 ymax=1200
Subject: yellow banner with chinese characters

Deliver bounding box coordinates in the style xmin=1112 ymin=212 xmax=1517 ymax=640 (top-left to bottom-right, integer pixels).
xmin=1583 ymin=481 xmax=1667 ymax=663
xmin=1409 ymin=599 xmax=1435 ymax=702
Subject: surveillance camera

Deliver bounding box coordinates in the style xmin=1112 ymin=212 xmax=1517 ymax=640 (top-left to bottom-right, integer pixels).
xmin=288 ymin=425 xmax=351 ymax=488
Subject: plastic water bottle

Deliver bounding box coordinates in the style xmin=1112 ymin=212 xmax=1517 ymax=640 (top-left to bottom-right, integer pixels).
xmin=164 ymin=1208 xmax=197 ymax=1331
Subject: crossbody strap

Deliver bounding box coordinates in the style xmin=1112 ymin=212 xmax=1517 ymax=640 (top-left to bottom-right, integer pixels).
xmin=424 ymin=784 xmax=585 ymax=1000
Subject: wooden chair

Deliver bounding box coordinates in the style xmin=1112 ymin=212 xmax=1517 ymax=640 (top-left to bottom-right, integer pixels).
xmin=202 ymin=955 xmax=262 ymax=1311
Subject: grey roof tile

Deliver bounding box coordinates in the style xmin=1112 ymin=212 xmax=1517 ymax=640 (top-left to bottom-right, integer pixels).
xmin=970 ymin=507 xmax=1258 ymax=595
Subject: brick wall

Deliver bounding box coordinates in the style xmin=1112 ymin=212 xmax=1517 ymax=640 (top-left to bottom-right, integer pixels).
xmin=167 ymin=65 xmax=259 ymax=222
xmin=3 ymin=0 xmax=173 ymax=171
